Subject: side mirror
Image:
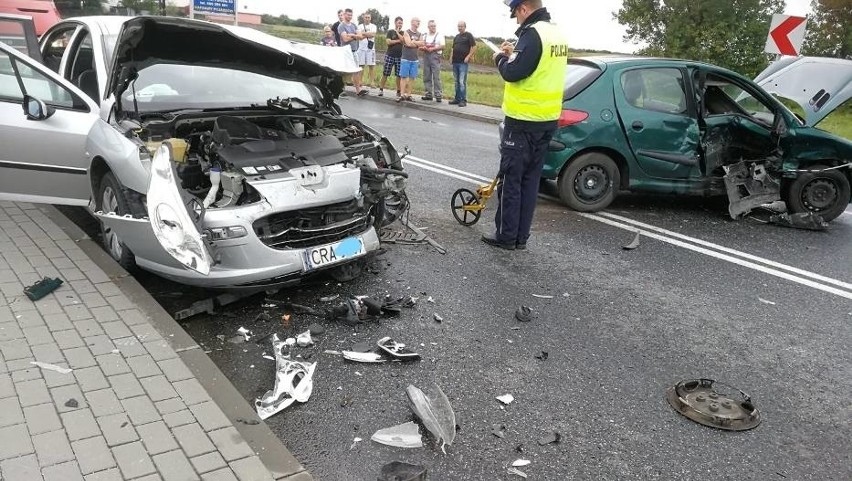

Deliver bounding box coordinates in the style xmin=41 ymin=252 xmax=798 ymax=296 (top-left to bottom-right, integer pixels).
xmin=22 ymin=95 xmax=55 ymax=121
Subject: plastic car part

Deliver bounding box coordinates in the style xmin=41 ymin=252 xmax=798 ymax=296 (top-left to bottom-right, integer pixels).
xmin=622 ymin=232 xmax=641 ymax=250
xmin=370 ymin=421 xmax=423 ymax=448
xmin=255 ymin=334 xmax=317 ymax=420
xmin=723 ymin=160 xmax=781 ymax=219
xmin=406 ymin=384 xmax=456 ymax=453
xmin=769 ymin=212 xmax=829 ymax=231
xmin=515 ymin=306 xmax=533 ymax=323
xmin=24 ymin=277 xmax=63 ymax=301
xmin=377 ymin=337 xmax=421 ymax=361
xmin=665 ymin=379 xmax=761 ymax=431
xmin=377 ymin=461 xmax=427 ymax=481
xmin=342 ymin=351 xmax=386 ymax=363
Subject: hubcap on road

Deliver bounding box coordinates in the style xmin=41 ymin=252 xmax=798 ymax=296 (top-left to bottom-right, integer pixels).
xmin=574 ymin=165 xmax=609 ymax=203
xmin=802 ymin=178 xmax=838 ymax=212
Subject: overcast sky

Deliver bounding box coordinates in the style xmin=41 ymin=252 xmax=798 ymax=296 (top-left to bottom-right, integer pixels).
xmin=233 ymin=0 xmax=813 ymax=53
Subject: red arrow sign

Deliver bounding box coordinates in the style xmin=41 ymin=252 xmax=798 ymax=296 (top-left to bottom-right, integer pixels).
xmin=769 ymin=15 xmax=807 ymax=56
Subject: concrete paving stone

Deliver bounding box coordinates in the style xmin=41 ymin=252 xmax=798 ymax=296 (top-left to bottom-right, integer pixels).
xmin=118 ymin=309 xmax=147 ymax=327
xmin=41 ymin=365 xmax=76 ymax=388
xmin=35 ymin=299 xmax=63 ymax=316
xmin=163 ymin=410 xmax=195 ymax=429
xmin=0 ymin=306 xmax=13 ymax=323
xmin=100 ymin=321 xmax=131 ymax=340
xmin=0 ymin=424 xmax=34 ymax=460
xmin=24 ymin=402 xmax=62 ymax=435
xmin=133 ymin=324 xmax=164 ymax=343
xmin=65 ymin=250 xmax=90 ymax=264
xmin=58 ymin=269 xmax=87 ymax=282
xmin=6 ymin=358 xmax=36 ymax=372
xmin=72 ymin=436 xmax=117 ymax=475
xmin=31 ymin=342 xmax=66 ymax=365
xmin=137 ymin=421 xmax=179 ymax=456
xmin=172 ymin=423 xmax=216 ymax=458
xmin=172 ymin=379 xmax=210 ymax=407
xmin=187 ymin=402 xmax=230 ymax=432
xmin=0 ymin=270 xmax=13 ymax=283
xmin=73 ymin=319 xmax=103 ymax=338
xmin=0 ymin=356 xmax=5 ymax=375
xmin=11 ymin=364 xmax=42 ymax=383
xmin=140 ymin=375 xmax=178 ymax=402
xmin=153 ymin=449 xmax=200 ymax=481
xmin=108 ymin=373 xmax=145 ymax=400
xmin=155 ymin=398 xmax=187 ymax=416
xmin=65 ymin=346 xmax=97 ymax=369
xmin=19 ymin=245 xmax=42 ymax=256
xmin=0 ymin=282 xmax=24 ymax=298
xmin=56 ymin=291 xmax=82 ymax=306
xmin=208 ymin=428 xmax=254 ymax=462
xmin=33 ymin=237 xmax=55 ymax=248
xmin=43 ymin=313 xmax=73 ymax=332
xmin=29 ymin=256 xmax=53 ymax=268
xmin=96 ymin=413 xmax=139 ymax=447
xmin=82 ymin=269 xmax=110 ymax=286
xmin=79 ymin=293 xmax=108 ymax=309
xmin=229 ymin=456 xmax=273 ymax=481
xmin=120 ymin=395 xmax=160 ymax=426
xmin=0 ymin=340 xmax=32 ymax=360
xmin=40 ymin=247 xmax=65 ymax=259
xmin=111 ymin=337 xmax=146 ymax=358
xmin=157 ymin=358 xmax=194 ymax=383
xmin=64 ymin=304 xmax=92 ymax=322
xmin=16 ymin=378 xmax=51 ymax=407
xmin=33 ymin=429 xmax=75 ymax=467
xmin=85 ymin=387 xmax=125 ymax=418
xmin=23 ymin=326 xmax=53 ymax=346
xmin=111 ymin=441 xmax=156 ymax=479
xmin=95 ymin=354 xmax=130 ymax=377
xmin=41 ymin=460 xmax=84 ymax=481
xmin=89 ymin=306 xmax=119 ymax=324
xmin=61 ymin=408 xmax=100 ymax=442
xmin=94 ymin=283 xmax=121 ymax=298
xmin=84 ymin=335 xmax=115 ymax=356
xmin=16 ymin=272 xmax=42 ymax=287
xmin=0 ymin=373 xmax=14 ymax=398
xmin=74 ymin=366 xmax=110 ymax=393
xmin=136 ymin=474 xmax=164 ymax=481
xmin=0 ymin=454 xmax=42 ymax=481
xmin=83 ymin=467 xmax=122 ymax=481
xmin=9 ymin=296 xmax=37 ymax=314
xmin=0 ymin=322 xmax=24 ymax=342
xmin=35 ymin=265 xmax=63 ymax=280
xmin=127 ymin=355 xmax=162 ymax=378
xmin=105 ymin=295 xmax=134 ymax=312
xmin=190 ymin=452 xmax=227 ymax=475
xmin=0 ymin=396 xmax=25 ymax=427
xmin=201 ymin=467 xmax=238 ymax=481
xmin=144 ymin=341 xmax=177 ymax=362
xmin=53 ymin=329 xmax=84 ymax=350
xmin=70 ymin=279 xmax=97 ymax=295
xmin=50 ymin=384 xmax=87 ymax=413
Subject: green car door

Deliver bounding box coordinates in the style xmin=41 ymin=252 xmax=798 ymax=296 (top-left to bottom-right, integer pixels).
xmin=614 ymin=66 xmax=702 ymax=181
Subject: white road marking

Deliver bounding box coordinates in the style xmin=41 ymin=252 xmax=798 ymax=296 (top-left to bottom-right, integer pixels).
xmin=403 ymin=156 xmax=852 ymax=300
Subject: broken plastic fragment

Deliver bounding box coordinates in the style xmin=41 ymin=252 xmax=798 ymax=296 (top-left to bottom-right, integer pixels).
xmin=342 ymin=351 xmax=386 ymax=363
xmin=534 ymin=351 xmax=549 ymax=361
xmin=427 ymin=296 xmax=435 ymax=303
xmin=406 ymin=384 xmax=456 ymax=453
xmin=531 ymin=294 xmax=553 ymax=299
xmin=237 ymin=327 xmax=252 ymax=342
xmin=507 ymin=467 xmax=528 ymax=478
xmin=512 ymin=459 xmax=531 ymax=467
xmin=350 ymin=437 xmax=362 ymax=450
xmin=320 ymin=294 xmax=339 ymax=302
xmin=23 ymin=277 xmax=63 ymax=301
xmin=769 ymin=212 xmax=828 ymax=231
xmin=30 ymin=362 xmax=72 ymax=374
xmin=622 ymin=231 xmax=641 ymax=250
xmin=377 ymin=337 xmax=420 ymax=361
xmin=377 ymin=461 xmax=427 ymax=481
xmin=433 ymin=313 xmax=443 ymax=323
xmin=371 ymin=421 xmax=424 ymax=448
xmin=496 ymin=394 xmax=515 ymax=405
xmin=255 ymin=334 xmax=316 ymax=420
xmin=491 ymin=424 xmax=506 ymax=438
xmin=758 ymin=298 xmax=776 ymax=306
xmin=515 ymin=306 xmax=533 ymax=323
xmin=537 ymin=431 xmax=560 ymax=445
xmin=296 ymin=330 xmax=313 ymax=347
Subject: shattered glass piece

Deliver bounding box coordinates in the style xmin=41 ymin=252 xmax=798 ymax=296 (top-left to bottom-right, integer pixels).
xmin=30 ymin=362 xmax=72 ymax=374
xmin=406 ymin=384 xmax=456 ymax=453
xmin=769 ymin=212 xmax=829 ymax=231
xmin=427 ymin=296 xmax=435 ymax=303
xmin=496 ymin=394 xmax=515 ymax=405
xmin=666 ymin=379 xmax=761 ymax=431
xmin=512 ymin=459 xmax=531 ymax=467
xmin=532 ymin=294 xmax=554 ymax=299
xmin=371 ymin=421 xmax=424 ymax=448
xmin=237 ymin=327 xmax=252 ymax=342
xmin=255 ymin=334 xmax=317 ymax=420
xmin=296 ymin=330 xmax=314 ymax=347
xmin=622 ymin=232 xmax=641 ymax=250
xmin=342 ymin=351 xmax=386 ymax=363
xmin=758 ymin=298 xmax=776 ymax=306
xmin=508 ymin=467 xmax=528 ymax=478
xmin=377 ymin=337 xmax=421 ymax=361
xmin=284 ymin=338 xmax=296 ymax=347
xmin=377 ymin=461 xmax=428 ymax=481
xmin=537 ymin=431 xmax=561 ymax=445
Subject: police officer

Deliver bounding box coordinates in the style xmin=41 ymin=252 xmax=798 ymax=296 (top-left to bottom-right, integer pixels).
xmin=481 ymin=0 xmax=568 ymax=250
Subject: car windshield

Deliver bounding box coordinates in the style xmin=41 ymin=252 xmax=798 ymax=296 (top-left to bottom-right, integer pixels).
xmin=123 ymin=64 xmax=319 ymax=113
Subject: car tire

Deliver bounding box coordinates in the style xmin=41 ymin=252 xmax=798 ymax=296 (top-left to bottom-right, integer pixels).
xmin=97 ymin=172 xmax=136 ymax=270
xmin=557 ymin=152 xmax=620 ymax=212
xmin=785 ymin=165 xmax=851 ymax=222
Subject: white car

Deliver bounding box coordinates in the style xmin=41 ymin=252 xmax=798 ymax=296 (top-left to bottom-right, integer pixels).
xmin=0 ymin=15 xmax=407 ymax=289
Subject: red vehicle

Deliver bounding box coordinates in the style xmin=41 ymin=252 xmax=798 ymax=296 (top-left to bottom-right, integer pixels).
xmin=0 ymin=0 xmax=61 ymax=36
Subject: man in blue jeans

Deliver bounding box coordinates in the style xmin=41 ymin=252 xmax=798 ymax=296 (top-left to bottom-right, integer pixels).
xmin=450 ymin=21 xmax=477 ymax=107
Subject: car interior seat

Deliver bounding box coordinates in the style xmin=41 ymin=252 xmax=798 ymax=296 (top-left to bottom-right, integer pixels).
xmin=622 ymin=71 xmax=644 ymax=107
xmin=75 ymin=70 xmax=99 ymax=104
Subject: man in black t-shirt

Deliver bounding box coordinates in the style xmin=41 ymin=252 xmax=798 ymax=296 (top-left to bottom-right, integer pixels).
xmin=331 ymin=9 xmax=343 ymax=48
xmin=450 ymin=21 xmax=477 ymax=107
xmin=379 ymin=16 xmax=405 ymax=97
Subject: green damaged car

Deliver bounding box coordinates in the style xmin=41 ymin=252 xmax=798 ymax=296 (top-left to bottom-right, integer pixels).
xmin=545 ymin=56 xmax=852 ymax=221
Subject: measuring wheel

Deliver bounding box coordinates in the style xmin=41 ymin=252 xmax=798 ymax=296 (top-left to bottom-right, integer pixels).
xmin=451 ymin=188 xmax=482 ymax=226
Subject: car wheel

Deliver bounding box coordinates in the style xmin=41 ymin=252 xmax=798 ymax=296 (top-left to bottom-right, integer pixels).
xmin=557 ymin=152 xmax=620 ymax=212
xmin=97 ymin=172 xmax=136 ymax=270
xmin=785 ymin=165 xmax=851 ymax=222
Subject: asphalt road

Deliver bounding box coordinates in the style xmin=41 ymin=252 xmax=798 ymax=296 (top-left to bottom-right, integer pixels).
xmin=62 ymin=97 xmax=852 ymax=481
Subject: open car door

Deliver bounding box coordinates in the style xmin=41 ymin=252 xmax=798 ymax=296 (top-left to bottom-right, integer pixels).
xmin=0 ymin=14 xmax=41 ymax=61
xmin=0 ymin=39 xmax=99 ymax=206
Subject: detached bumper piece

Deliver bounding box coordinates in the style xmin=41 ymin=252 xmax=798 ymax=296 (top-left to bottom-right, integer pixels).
xmin=24 ymin=277 xmax=63 ymax=301
xmin=723 ymin=160 xmax=781 ymax=219
xmin=253 ymin=200 xmax=372 ymax=250
xmin=666 ymin=379 xmax=761 ymax=431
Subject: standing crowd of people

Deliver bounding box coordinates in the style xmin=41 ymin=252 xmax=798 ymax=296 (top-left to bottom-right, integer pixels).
xmin=323 ymin=8 xmax=477 ymax=107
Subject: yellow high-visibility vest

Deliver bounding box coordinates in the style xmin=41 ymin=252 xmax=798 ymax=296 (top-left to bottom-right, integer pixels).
xmin=502 ymin=21 xmax=568 ymax=122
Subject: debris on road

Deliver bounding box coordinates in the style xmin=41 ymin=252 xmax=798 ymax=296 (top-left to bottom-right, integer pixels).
xmin=433 ymin=313 xmax=444 ymax=323
xmin=427 ymin=296 xmax=435 ymax=303
xmin=403 ymin=218 xmax=448 ymax=255
xmin=491 ymin=424 xmax=506 ymax=439
xmin=514 ymin=306 xmax=533 ymax=323
xmin=236 ymin=418 xmax=260 ymax=425
xmin=532 ymin=294 xmax=554 ymax=299
xmin=512 ymin=459 xmax=531 ymax=467
xmin=296 ymin=330 xmax=314 ymax=347
xmin=351 ymin=341 xmax=373 ymax=353
xmin=371 ymin=421 xmax=424 ymax=448
xmin=320 ymin=294 xmax=340 ymax=303
xmin=350 ymin=437 xmax=362 ymax=450
xmin=30 ymin=362 xmax=72 ymax=374
xmin=342 ymin=351 xmax=386 ymax=363
xmin=308 ymin=323 xmax=326 ymax=336
xmin=323 ymin=350 xmax=341 ymax=356
xmin=290 ymin=304 xmax=321 ymax=316
xmin=174 ymin=292 xmax=243 ymax=321
xmin=377 ymin=337 xmax=421 ymax=361
xmin=237 ymin=327 xmax=252 ymax=342
xmin=769 ymin=212 xmax=829 ymax=231
xmin=507 ymin=467 xmax=528 ymax=478
xmin=64 ymin=398 xmax=79 ymax=408
xmin=255 ymin=334 xmax=317 ymax=420
xmin=496 ymin=394 xmax=515 ymax=405
xmin=406 ymin=384 xmax=456 ymax=453
xmin=377 ymin=461 xmax=428 ymax=481
xmin=666 ymin=379 xmax=761 ymax=431
xmin=758 ymin=298 xmax=777 ymax=306
xmin=534 ymin=351 xmax=549 ymax=361
xmin=24 ymin=277 xmax=63 ymax=301
xmin=623 ymin=231 xmax=641 ymax=250
xmin=537 ymin=431 xmax=561 ymax=445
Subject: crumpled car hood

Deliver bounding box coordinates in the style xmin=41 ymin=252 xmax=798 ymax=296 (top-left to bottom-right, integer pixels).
xmin=107 ymin=16 xmax=359 ymax=106
xmin=755 ymin=56 xmax=852 ymax=126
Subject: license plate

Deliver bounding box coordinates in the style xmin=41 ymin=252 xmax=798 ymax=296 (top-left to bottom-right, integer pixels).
xmin=303 ymin=236 xmax=365 ymax=271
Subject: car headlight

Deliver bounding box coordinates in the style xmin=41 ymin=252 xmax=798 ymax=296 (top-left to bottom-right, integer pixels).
xmin=205 ymin=226 xmax=248 ymax=240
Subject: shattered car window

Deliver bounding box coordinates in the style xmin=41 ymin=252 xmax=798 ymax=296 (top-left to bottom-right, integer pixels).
xmin=124 ymin=65 xmax=319 ymax=112
xmin=621 ymin=68 xmax=687 ymax=115
xmin=705 ymin=75 xmax=774 ymax=126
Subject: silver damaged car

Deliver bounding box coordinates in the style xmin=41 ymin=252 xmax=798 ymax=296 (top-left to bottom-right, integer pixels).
xmin=0 ymin=15 xmax=408 ymax=288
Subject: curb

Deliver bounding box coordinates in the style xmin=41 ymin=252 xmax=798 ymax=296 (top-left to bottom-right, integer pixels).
xmin=343 ymin=86 xmax=503 ymax=125
xmin=42 ymin=205 xmax=313 ymax=481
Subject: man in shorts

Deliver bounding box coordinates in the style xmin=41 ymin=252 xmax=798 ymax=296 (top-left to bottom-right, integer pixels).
xmin=399 ymin=17 xmax=425 ymax=102
xmin=379 ymin=16 xmax=404 ymax=97
xmin=356 ymin=12 xmax=378 ymax=94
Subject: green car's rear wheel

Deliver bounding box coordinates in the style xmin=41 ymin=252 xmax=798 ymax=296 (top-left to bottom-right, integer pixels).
xmin=786 ymin=165 xmax=851 ymax=222
xmin=558 ymin=152 xmax=620 ymax=212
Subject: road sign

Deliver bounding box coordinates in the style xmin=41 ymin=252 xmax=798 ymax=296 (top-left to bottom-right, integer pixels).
xmin=765 ymin=14 xmax=807 ymax=56
xmin=192 ymin=0 xmax=236 ymax=16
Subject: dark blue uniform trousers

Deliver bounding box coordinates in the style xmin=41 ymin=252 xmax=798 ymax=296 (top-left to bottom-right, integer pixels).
xmin=493 ymin=126 xmax=554 ymax=244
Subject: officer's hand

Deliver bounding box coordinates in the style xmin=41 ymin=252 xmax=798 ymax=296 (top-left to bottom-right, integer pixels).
xmin=500 ymin=41 xmax=514 ymax=56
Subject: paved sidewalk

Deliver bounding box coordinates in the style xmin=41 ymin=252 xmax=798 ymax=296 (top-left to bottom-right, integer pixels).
xmin=0 ymin=202 xmax=311 ymax=481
